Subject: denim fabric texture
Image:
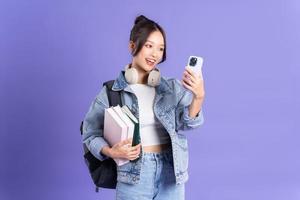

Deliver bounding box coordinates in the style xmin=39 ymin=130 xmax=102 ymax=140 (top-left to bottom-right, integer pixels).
xmin=116 ymin=148 xmax=185 ymax=200
xmin=82 ymin=70 xmax=204 ymax=185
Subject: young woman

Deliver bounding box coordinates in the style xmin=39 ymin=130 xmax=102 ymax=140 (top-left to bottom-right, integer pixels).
xmin=82 ymin=15 xmax=205 ymax=200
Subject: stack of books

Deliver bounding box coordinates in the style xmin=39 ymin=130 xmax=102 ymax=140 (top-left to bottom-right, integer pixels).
xmin=103 ymin=105 xmax=140 ymax=166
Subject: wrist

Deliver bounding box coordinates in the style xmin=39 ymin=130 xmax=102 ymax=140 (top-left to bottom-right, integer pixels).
xmin=193 ymin=95 xmax=204 ymax=102
xmin=101 ymin=146 xmax=113 ymax=158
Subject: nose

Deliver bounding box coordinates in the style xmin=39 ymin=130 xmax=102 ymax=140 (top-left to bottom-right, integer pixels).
xmin=151 ymin=49 xmax=158 ymax=58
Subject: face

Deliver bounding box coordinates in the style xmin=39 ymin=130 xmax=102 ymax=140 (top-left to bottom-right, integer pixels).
xmin=130 ymin=30 xmax=165 ymax=73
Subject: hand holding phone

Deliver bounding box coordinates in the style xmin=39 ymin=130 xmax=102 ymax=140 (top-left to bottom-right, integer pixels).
xmin=186 ymin=56 xmax=204 ymax=79
xmin=182 ymin=56 xmax=205 ymax=102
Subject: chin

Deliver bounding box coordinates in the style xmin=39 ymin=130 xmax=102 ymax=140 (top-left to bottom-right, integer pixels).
xmin=143 ymin=63 xmax=155 ymax=72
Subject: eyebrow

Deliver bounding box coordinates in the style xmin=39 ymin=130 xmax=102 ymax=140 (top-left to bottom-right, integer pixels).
xmin=146 ymin=40 xmax=165 ymax=47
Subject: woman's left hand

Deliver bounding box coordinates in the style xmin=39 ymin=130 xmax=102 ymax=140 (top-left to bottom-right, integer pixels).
xmin=181 ymin=67 xmax=205 ymax=100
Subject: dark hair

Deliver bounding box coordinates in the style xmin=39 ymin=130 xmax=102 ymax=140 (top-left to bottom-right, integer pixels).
xmin=129 ymin=15 xmax=167 ymax=63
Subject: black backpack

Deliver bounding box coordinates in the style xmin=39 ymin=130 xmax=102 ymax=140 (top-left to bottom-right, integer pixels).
xmin=80 ymin=80 xmax=122 ymax=192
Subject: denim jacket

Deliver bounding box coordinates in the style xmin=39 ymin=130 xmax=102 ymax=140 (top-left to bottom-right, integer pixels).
xmin=82 ymin=71 xmax=204 ymax=185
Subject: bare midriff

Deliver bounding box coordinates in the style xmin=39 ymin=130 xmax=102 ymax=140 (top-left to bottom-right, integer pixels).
xmin=142 ymin=143 xmax=171 ymax=153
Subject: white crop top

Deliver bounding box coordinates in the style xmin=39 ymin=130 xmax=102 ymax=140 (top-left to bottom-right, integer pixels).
xmin=129 ymin=84 xmax=171 ymax=146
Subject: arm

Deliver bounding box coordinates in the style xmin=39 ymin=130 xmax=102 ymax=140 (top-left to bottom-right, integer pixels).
xmin=175 ymin=87 xmax=205 ymax=131
xmin=175 ymin=66 xmax=205 ymax=131
xmin=182 ymin=67 xmax=205 ymax=118
xmin=82 ymin=86 xmax=110 ymax=161
xmin=188 ymin=96 xmax=204 ymax=118
xmin=82 ymin=86 xmax=141 ymax=161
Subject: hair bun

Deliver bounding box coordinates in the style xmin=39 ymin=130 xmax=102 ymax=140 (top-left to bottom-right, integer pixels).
xmin=134 ymin=15 xmax=149 ymax=25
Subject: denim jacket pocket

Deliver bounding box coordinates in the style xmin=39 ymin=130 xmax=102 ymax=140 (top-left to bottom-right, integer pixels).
xmin=157 ymin=104 xmax=176 ymax=132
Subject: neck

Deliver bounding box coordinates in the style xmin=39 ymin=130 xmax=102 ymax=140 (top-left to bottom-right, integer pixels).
xmin=130 ymin=63 xmax=148 ymax=84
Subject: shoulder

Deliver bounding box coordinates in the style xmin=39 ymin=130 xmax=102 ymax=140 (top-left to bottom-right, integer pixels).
xmin=94 ymin=84 xmax=109 ymax=108
xmin=161 ymin=76 xmax=187 ymax=95
xmin=161 ymin=76 xmax=193 ymax=104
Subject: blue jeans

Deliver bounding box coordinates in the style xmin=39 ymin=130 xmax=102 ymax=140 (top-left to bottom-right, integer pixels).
xmin=116 ymin=148 xmax=185 ymax=200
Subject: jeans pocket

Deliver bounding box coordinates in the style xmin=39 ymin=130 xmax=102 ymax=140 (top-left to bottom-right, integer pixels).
xmin=117 ymin=162 xmax=132 ymax=173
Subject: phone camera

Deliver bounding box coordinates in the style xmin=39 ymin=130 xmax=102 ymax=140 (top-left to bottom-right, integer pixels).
xmin=189 ymin=57 xmax=197 ymax=66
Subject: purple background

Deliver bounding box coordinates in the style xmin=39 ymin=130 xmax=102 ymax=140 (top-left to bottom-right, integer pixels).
xmin=1 ymin=0 xmax=299 ymax=199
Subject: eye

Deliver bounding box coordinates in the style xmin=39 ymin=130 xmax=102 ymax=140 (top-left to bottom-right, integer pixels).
xmin=160 ymin=48 xmax=164 ymax=51
xmin=145 ymin=44 xmax=152 ymax=48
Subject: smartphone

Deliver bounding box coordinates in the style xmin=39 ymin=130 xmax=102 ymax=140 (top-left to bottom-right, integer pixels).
xmin=186 ymin=56 xmax=204 ymax=79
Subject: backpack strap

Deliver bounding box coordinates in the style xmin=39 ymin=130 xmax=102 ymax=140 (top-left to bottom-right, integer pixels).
xmin=80 ymin=80 xmax=122 ymax=136
xmin=103 ymin=80 xmax=122 ymax=107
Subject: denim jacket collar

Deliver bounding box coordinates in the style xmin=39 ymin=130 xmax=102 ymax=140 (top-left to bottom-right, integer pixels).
xmin=112 ymin=71 xmax=173 ymax=95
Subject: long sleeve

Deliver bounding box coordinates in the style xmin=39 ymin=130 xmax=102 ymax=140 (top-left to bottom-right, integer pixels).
xmin=82 ymin=86 xmax=110 ymax=161
xmin=174 ymin=80 xmax=204 ymax=131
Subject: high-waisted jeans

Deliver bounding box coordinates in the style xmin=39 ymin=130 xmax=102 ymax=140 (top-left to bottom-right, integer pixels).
xmin=116 ymin=148 xmax=185 ymax=200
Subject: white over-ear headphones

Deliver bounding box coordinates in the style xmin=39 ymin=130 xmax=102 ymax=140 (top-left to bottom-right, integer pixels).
xmin=124 ymin=64 xmax=161 ymax=87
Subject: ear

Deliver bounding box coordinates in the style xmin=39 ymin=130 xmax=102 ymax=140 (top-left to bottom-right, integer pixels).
xmin=128 ymin=41 xmax=135 ymax=53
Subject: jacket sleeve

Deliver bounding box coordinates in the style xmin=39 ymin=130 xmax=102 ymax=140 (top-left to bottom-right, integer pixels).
xmin=174 ymin=80 xmax=204 ymax=131
xmin=82 ymin=86 xmax=110 ymax=161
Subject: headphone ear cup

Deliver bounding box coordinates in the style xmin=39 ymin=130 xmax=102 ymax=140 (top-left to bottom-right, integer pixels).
xmin=125 ymin=67 xmax=139 ymax=84
xmin=147 ymin=69 xmax=161 ymax=87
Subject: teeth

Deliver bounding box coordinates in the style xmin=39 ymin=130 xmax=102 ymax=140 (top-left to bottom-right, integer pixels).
xmin=146 ymin=59 xmax=155 ymax=63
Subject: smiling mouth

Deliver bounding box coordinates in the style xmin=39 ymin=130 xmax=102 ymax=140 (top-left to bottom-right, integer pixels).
xmin=145 ymin=58 xmax=155 ymax=66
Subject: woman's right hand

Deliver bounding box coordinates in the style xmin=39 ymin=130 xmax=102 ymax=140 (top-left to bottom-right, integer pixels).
xmin=107 ymin=138 xmax=141 ymax=161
